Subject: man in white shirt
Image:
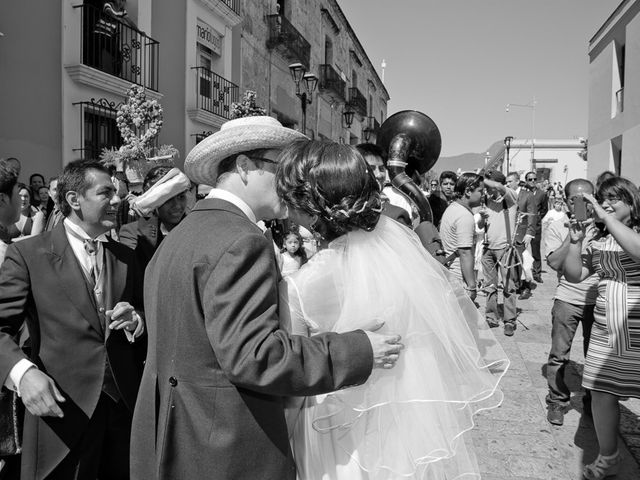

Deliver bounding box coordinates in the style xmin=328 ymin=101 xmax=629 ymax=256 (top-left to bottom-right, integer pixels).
xmin=440 ymin=172 xmax=484 ymax=300
xmin=0 ymin=159 xmax=145 ymax=479
xmin=0 ymin=158 xmax=21 ymax=266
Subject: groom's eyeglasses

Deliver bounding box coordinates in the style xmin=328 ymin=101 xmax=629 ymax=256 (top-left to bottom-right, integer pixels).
xmin=251 ymin=157 xmax=278 ymax=165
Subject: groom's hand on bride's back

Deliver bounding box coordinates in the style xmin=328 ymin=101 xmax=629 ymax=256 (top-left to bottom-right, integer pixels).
xmin=364 ymin=322 xmax=404 ymax=369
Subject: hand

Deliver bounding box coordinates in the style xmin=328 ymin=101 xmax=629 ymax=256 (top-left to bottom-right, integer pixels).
xmin=364 ymin=323 xmax=404 ymax=369
xmin=106 ymin=302 xmax=140 ymax=334
xmin=582 ymin=193 xmax=608 ymax=221
xmin=568 ymin=218 xmax=588 ymax=243
xmin=19 ymin=368 xmax=65 ymax=418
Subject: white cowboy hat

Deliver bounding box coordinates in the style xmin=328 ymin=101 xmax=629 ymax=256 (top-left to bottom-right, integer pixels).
xmin=184 ymin=116 xmax=308 ymax=186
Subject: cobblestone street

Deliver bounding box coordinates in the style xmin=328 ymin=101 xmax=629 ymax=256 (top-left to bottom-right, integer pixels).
xmin=472 ymin=266 xmax=640 ymax=479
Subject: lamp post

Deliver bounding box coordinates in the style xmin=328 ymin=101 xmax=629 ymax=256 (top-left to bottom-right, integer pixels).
xmin=503 ymin=135 xmax=513 ymax=173
xmin=288 ymin=63 xmax=318 ymax=135
xmin=506 ymin=97 xmax=537 ymax=171
xmin=343 ymin=109 xmax=355 ymax=129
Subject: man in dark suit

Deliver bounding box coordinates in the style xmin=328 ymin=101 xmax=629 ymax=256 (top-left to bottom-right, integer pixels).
xmin=0 ymin=160 xmax=145 ymax=480
xmin=131 ymin=117 xmax=403 ymax=480
xmin=0 ymin=158 xmax=21 ymax=266
xmin=118 ymin=166 xmax=190 ymax=270
xmin=507 ymin=172 xmax=537 ymax=299
xmin=524 ymin=171 xmax=548 ymax=283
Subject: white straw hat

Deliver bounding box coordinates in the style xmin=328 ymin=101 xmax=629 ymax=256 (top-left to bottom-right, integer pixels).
xmin=184 ymin=116 xmax=308 ymax=186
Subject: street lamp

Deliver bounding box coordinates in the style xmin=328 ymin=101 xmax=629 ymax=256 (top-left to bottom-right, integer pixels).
xmin=342 ymin=109 xmax=355 ymax=129
xmin=504 ymin=135 xmax=513 ymax=172
xmin=289 ymin=63 xmax=318 ymax=135
xmin=506 ymin=97 xmax=537 ymax=171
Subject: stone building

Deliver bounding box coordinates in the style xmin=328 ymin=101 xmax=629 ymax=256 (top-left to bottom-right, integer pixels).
xmin=0 ymin=0 xmax=386 ymax=182
xmin=239 ymin=0 xmax=389 ymax=144
xmin=587 ymin=0 xmax=640 ymax=182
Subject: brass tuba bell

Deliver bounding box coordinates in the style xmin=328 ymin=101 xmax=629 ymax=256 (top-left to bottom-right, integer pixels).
xmin=376 ymin=110 xmax=442 ymax=223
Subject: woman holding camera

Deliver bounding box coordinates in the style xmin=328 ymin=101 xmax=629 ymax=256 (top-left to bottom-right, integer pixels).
xmin=563 ymin=176 xmax=640 ymax=480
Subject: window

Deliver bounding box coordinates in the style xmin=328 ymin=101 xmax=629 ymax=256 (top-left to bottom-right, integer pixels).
xmin=73 ymin=98 xmax=123 ymax=160
xmin=352 ymin=70 xmax=358 ymax=89
xmin=198 ymin=44 xmax=213 ymax=100
xmin=324 ymin=36 xmax=333 ymax=65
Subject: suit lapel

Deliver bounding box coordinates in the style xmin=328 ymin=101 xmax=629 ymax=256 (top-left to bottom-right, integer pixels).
xmin=48 ymin=225 xmax=103 ymax=336
xmin=103 ymin=240 xmax=127 ymax=311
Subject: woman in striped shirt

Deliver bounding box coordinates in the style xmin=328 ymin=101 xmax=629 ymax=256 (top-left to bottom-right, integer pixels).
xmin=564 ymin=176 xmax=640 ymax=480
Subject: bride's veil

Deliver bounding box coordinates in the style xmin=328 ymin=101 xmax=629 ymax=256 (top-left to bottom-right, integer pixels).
xmin=285 ymin=215 xmax=509 ymax=478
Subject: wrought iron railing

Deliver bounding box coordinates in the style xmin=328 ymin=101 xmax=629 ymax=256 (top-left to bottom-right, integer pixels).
xmin=266 ymin=15 xmax=311 ymax=69
xmin=76 ymin=4 xmax=160 ymax=91
xmin=319 ymin=64 xmax=346 ymax=102
xmin=348 ymin=87 xmax=367 ymax=117
xmin=218 ymin=0 xmax=240 ymax=15
xmin=72 ymin=98 xmax=124 ymax=160
xmin=192 ymin=67 xmax=239 ymax=120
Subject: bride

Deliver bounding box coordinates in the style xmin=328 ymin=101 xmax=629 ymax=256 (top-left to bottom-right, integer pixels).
xmin=276 ymin=140 xmax=509 ymax=480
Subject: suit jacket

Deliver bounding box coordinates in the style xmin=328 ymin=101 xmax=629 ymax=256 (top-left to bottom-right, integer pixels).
xmin=119 ymin=216 xmax=164 ymax=270
xmin=514 ymin=188 xmax=536 ymax=242
xmin=0 ymin=224 xmax=144 ymax=480
xmin=528 ymin=187 xmax=549 ymax=234
xmin=131 ymin=198 xmax=373 ymax=480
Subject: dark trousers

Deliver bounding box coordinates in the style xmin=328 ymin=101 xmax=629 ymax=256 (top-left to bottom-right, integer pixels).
xmin=531 ymin=232 xmax=542 ymax=277
xmin=48 ymin=393 xmax=132 ymax=480
xmin=546 ymin=299 xmax=594 ymax=406
xmin=482 ymin=247 xmax=517 ymax=324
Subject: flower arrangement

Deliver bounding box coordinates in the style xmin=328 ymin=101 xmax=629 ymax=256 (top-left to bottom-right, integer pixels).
xmin=101 ymin=85 xmax=178 ymax=184
xmin=230 ymin=90 xmax=267 ymax=119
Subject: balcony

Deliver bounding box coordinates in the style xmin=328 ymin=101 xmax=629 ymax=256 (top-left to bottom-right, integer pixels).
xmin=266 ymin=15 xmax=310 ymax=69
xmin=348 ymin=87 xmax=367 ymax=117
xmin=191 ymin=67 xmax=239 ymax=121
xmin=319 ymin=64 xmax=346 ymax=103
xmin=74 ymin=4 xmax=159 ymax=91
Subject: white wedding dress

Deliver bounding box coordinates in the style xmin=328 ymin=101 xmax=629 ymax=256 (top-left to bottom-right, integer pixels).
xmin=279 ymin=216 xmax=509 ymax=480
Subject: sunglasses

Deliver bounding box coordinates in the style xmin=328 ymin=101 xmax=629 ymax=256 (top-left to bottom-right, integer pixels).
xmin=526 ymin=177 xmax=537 ymax=181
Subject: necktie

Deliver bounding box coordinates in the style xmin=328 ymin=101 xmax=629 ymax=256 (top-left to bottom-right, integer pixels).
xmin=84 ymin=239 xmax=99 ymax=284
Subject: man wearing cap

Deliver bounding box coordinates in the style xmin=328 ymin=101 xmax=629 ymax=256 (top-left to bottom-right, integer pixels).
xmin=119 ymin=166 xmax=191 ymax=269
xmin=131 ymin=116 xmax=403 ymax=480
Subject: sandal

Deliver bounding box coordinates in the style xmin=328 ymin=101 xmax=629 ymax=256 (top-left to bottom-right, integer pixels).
xmin=583 ymin=451 xmax=621 ymax=479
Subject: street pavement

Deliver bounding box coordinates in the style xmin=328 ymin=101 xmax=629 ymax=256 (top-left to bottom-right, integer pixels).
xmin=471 ymin=265 xmax=640 ymax=480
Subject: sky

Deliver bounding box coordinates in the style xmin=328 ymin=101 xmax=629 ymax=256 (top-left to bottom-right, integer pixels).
xmin=340 ymin=0 xmax=622 ymax=157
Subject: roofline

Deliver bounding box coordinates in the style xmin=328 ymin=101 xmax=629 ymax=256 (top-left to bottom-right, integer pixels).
xmin=330 ymin=0 xmax=390 ymax=101
xmin=589 ymin=0 xmax=632 ymax=47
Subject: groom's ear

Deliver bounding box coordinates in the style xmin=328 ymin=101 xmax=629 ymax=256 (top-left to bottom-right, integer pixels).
xmin=236 ymin=154 xmax=251 ymax=183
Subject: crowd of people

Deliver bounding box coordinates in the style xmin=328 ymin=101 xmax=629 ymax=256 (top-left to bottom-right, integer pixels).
xmin=0 ymin=116 xmax=637 ymax=480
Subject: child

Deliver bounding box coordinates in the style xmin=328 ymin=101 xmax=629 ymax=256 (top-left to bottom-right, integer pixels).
xmin=542 ymin=198 xmax=566 ymax=230
xmin=278 ymin=229 xmax=308 ymax=277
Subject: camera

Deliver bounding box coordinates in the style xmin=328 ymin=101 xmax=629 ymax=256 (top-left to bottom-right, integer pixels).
xmin=573 ymin=196 xmax=588 ymax=222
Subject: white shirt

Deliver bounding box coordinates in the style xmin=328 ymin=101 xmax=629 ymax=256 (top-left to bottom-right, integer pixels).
xmin=5 ymin=219 xmax=137 ymax=395
xmin=206 ymin=188 xmax=258 ymax=224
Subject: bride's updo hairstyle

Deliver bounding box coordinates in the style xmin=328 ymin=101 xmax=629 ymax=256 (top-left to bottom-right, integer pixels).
xmin=276 ymin=140 xmax=382 ymax=241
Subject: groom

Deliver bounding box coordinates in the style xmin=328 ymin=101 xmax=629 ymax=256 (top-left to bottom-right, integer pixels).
xmin=130 ymin=117 xmax=404 ymax=480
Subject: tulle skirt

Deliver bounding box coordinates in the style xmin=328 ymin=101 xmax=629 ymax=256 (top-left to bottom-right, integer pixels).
xmin=282 ymin=216 xmax=509 ymax=479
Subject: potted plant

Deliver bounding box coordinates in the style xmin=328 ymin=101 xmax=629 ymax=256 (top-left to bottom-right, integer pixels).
xmin=101 ymin=85 xmax=178 ymax=189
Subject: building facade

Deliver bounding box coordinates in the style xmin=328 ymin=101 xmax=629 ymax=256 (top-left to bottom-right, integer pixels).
xmin=587 ymin=0 xmax=640 ymax=183
xmin=240 ymin=0 xmax=389 ymax=145
xmin=0 ymin=0 xmax=386 ymax=183
xmin=504 ymin=139 xmax=588 ymax=185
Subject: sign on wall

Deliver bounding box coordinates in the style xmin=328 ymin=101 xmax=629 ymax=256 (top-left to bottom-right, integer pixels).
xmin=197 ymin=18 xmax=223 ymax=56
